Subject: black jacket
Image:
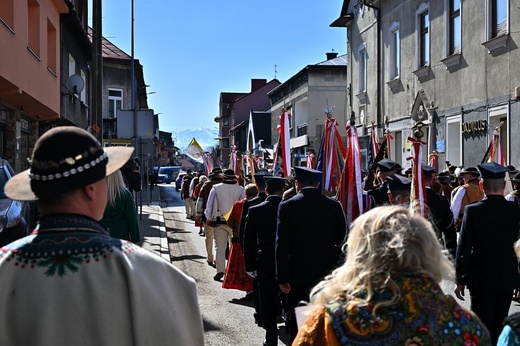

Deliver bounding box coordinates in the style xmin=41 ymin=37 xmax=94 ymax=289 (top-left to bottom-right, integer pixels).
xmin=243 ymin=195 xmax=282 ymax=274
xmin=275 ymin=187 xmax=347 ymax=286
xmin=456 ymin=195 xmax=520 ymax=290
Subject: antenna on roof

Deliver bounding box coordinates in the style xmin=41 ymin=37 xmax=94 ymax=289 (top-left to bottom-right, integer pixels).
xmin=274 ymin=64 xmax=278 ymax=79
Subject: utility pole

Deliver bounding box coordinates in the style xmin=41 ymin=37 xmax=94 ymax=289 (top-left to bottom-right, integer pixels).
xmin=92 ymin=0 xmax=103 ymax=141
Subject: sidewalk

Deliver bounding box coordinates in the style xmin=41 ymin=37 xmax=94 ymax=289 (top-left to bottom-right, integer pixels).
xmin=136 ymin=186 xmax=170 ymax=262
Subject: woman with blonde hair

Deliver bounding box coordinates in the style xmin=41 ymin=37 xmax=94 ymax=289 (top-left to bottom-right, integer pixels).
xmin=293 ymin=206 xmax=490 ymax=345
xmin=100 ymin=170 xmax=141 ymax=244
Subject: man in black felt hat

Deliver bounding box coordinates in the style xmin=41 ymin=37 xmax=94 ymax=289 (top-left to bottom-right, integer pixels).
xmin=0 ymin=127 xmax=204 ymax=345
xmin=275 ymin=166 xmax=346 ymax=343
xmin=243 ymin=176 xmax=286 ymax=346
xmin=366 ymin=158 xmax=401 ymax=206
xmin=454 ymin=162 xmax=520 ymax=344
xmin=450 ymin=166 xmax=484 ymax=230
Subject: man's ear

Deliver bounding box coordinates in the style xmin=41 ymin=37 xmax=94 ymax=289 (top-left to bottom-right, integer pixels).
xmin=83 ymin=183 xmax=97 ymax=200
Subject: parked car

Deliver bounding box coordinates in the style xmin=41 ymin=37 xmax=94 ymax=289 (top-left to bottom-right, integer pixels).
xmin=157 ymin=166 xmax=181 ymax=184
xmin=0 ymin=157 xmax=30 ymax=246
xmin=175 ymin=171 xmax=187 ymax=191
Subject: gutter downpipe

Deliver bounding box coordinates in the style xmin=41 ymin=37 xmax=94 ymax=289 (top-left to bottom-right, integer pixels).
xmin=363 ymin=1 xmax=382 ymax=129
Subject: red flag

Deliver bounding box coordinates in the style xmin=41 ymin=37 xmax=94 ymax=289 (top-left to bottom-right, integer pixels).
xmin=337 ymin=123 xmax=363 ymax=225
xmin=321 ymin=116 xmax=347 ymax=193
xmin=408 ymin=136 xmax=427 ymax=217
xmin=370 ymin=122 xmax=379 ymax=156
xmin=273 ymin=109 xmax=292 ymax=177
xmin=428 ymin=150 xmax=438 ymax=175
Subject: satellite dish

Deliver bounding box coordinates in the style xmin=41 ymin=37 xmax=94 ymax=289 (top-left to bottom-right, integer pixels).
xmin=66 ymin=74 xmax=85 ymax=95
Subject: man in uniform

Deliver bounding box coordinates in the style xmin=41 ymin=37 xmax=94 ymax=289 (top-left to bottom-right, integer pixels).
xmin=450 ymin=166 xmax=484 ymax=230
xmin=423 ymin=165 xmax=457 ymax=259
xmin=385 ymin=174 xmax=412 ymax=206
xmin=454 ymin=162 xmax=520 ymax=344
xmin=0 ymin=127 xmax=204 ymax=345
xmin=243 ymin=176 xmax=286 ymax=346
xmin=367 ymin=158 xmax=401 ymax=206
xmin=276 ymin=167 xmax=346 ymax=343
xmin=238 ymin=168 xmax=271 ymax=325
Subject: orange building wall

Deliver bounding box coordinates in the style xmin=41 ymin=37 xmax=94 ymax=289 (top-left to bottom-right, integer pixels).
xmin=0 ymin=0 xmax=68 ymax=119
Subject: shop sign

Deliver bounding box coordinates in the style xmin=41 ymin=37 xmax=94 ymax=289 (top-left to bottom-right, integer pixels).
xmin=461 ymin=120 xmax=486 ymax=135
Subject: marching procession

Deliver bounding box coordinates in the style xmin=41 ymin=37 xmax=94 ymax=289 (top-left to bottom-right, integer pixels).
xmin=179 ymin=111 xmax=520 ymax=345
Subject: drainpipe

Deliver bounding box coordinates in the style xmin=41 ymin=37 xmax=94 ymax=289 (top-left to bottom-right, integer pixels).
xmin=363 ymin=1 xmax=382 ymax=129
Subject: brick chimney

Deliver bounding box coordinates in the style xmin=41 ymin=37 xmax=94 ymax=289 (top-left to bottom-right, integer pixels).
xmin=326 ymin=52 xmax=338 ymax=60
xmin=251 ymin=79 xmax=267 ymax=92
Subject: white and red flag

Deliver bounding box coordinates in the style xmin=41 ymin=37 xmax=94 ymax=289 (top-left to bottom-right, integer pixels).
xmin=337 ymin=123 xmax=363 ymax=225
xmin=488 ymin=129 xmax=505 ymax=166
xmin=407 ymin=136 xmax=428 ymax=218
xmin=317 ymin=116 xmax=347 ymax=193
xmin=273 ymin=108 xmax=292 ymax=177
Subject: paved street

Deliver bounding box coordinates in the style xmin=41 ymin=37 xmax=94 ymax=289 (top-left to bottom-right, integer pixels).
xmin=153 ymin=183 xmax=520 ymax=345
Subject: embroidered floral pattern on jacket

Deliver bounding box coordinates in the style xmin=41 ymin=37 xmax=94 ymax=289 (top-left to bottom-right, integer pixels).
xmin=323 ymin=274 xmax=491 ymax=346
xmin=0 ymin=214 xmax=136 ymax=277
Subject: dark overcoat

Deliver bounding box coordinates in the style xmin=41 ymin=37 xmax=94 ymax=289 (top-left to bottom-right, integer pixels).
xmin=243 ymin=195 xmax=282 ymax=274
xmin=456 ymin=195 xmax=520 ymax=290
xmin=275 ymin=187 xmax=347 ymax=287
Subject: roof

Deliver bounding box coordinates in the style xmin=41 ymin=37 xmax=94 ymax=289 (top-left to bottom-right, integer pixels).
xmin=316 ymin=54 xmax=348 ymax=66
xmin=87 ymin=27 xmax=131 ymax=60
xmin=330 ymin=1 xmax=354 ymax=27
xmin=268 ymin=54 xmax=347 ymax=96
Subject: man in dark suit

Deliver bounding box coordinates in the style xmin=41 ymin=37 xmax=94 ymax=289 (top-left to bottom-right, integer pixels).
xmin=243 ymin=177 xmax=286 ymax=346
xmin=237 ymin=169 xmax=271 ymax=324
xmin=423 ymin=165 xmax=457 ymax=259
xmin=455 ymin=162 xmax=520 ymax=344
xmin=275 ymin=167 xmax=347 ymax=343
xmin=366 ymin=158 xmax=401 ymax=206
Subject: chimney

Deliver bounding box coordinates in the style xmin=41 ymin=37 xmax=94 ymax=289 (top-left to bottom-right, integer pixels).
xmin=326 ymin=52 xmax=338 ymax=60
xmin=251 ymin=79 xmax=267 ymax=92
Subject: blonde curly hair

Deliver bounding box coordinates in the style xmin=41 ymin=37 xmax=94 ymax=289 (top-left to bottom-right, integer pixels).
xmin=309 ymin=206 xmax=454 ymax=312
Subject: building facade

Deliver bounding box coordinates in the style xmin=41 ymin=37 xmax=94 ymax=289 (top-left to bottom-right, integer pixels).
xmin=332 ymin=0 xmax=520 ymax=171
xmin=215 ymin=79 xmax=280 ymax=168
xmin=268 ymin=53 xmax=349 ymax=168
xmin=0 ymin=0 xmax=69 ymax=171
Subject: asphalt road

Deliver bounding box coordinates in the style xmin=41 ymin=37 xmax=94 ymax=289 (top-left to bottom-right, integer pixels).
xmin=157 ymin=183 xmax=520 ymax=345
xmin=158 ymin=184 xmax=283 ymax=345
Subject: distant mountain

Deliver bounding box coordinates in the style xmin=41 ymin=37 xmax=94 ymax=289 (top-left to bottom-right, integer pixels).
xmin=171 ymin=127 xmax=218 ymax=152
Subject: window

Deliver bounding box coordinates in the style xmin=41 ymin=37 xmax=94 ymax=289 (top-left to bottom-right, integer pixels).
xmin=389 ymin=21 xmax=400 ymax=80
xmin=27 ymin=0 xmax=41 ymax=58
xmin=222 ymin=138 xmax=230 ymax=149
xmin=297 ymin=123 xmax=307 ymax=137
xmin=69 ymin=54 xmax=76 ymax=76
xmin=446 ymin=115 xmax=461 ymax=166
xmin=47 ymin=19 xmax=57 ymax=75
xmin=108 ymin=89 xmax=123 ymax=119
xmin=488 ymin=106 xmax=508 ymax=164
xmin=484 ymin=0 xmax=508 ymax=52
xmin=448 ymin=0 xmax=461 ymax=55
xmin=80 ymin=70 xmax=87 ymax=102
xmin=490 ymin=0 xmax=507 ymax=38
xmin=415 ymin=3 xmax=430 ymax=69
xmin=0 ymin=0 xmax=15 ymax=30
xmin=357 ymin=43 xmax=367 ymax=93
xmin=223 ymin=116 xmax=229 ymax=126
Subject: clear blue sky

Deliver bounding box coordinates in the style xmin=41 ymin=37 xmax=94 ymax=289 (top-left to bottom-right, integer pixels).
xmin=89 ymin=0 xmax=346 ymax=132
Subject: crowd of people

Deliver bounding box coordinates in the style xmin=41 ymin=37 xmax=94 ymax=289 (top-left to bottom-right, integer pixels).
xmin=2 ymin=125 xmax=520 ymax=345
xmin=185 ymin=155 xmax=520 ymax=346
